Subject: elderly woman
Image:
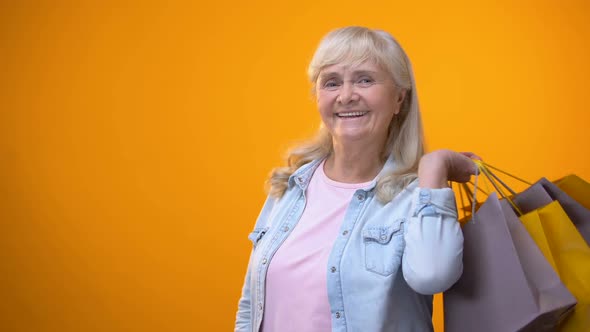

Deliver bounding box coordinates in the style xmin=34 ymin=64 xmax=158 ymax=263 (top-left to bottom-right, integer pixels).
xmin=235 ymin=26 xmax=477 ymax=332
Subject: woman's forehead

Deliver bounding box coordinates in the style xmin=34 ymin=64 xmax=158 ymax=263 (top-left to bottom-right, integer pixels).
xmin=319 ymin=61 xmax=388 ymax=77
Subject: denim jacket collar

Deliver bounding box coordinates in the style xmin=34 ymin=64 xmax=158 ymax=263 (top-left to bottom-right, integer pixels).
xmin=287 ymin=159 xmax=323 ymax=191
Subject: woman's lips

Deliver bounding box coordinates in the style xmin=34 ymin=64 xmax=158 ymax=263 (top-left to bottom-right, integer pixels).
xmin=336 ymin=111 xmax=369 ymax=118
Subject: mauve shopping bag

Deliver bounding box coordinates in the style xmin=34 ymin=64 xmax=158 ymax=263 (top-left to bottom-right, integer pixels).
xmin=444 ymin=193 xmax=576 ymax=332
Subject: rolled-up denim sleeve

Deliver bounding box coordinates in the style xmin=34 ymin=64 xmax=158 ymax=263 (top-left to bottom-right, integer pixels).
xmin=402 ymin=187 xmax=463 ymax=295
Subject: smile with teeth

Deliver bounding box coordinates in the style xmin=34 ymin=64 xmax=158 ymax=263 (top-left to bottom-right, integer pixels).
xmin=336 ymin=111 xmax=368 ymax=118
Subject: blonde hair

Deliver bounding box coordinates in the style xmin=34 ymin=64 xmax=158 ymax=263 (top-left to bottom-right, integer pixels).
xmin=267 ymin=26 xmax=425 ymax=203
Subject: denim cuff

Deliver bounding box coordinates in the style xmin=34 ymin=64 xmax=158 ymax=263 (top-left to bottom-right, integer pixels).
xmin=412 ymin=187 xmax=457 ymax=218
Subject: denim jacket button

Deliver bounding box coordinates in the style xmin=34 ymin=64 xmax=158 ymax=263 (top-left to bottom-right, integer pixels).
xmin=258 ymin=303 xmax=263 ymax=311
xmin=282 ymin=225 xmax=289 ymax=232
xmin=262 ymin=258 xmax=267 ymax=265
xmin=357 ymin=194 xmax=365 ymax=201
xmin=335 ymin=312 xmax=341 ymax=319
xmin=330 ymin=266 xmax=337 ymax=273
xmin=419 ymin=190 xmax=431 ymax=204
xmin=342 ymin=230 xmax=349 ymax=236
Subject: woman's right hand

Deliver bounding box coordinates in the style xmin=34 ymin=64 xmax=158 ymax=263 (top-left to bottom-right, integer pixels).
xmin=418 ymin=149 xmax=481 ymax=188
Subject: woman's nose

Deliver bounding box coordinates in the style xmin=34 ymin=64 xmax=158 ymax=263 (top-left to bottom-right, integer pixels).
xmin=337 ymin=82 xmax=359 ymax=104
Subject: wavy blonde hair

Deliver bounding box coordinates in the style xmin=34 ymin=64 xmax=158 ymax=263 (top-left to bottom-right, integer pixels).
xmin=267 ymin=26 xmax=425 ymax=203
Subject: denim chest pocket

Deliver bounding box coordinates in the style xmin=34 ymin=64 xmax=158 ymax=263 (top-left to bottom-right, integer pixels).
xmin=248 ymin=227 xmax=269 ymax=248
xmin=362 ymin=219 xmax=405 ymax=276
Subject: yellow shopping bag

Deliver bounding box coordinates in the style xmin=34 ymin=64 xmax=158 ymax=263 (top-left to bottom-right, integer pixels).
xmin=555 ymin=174 xmax=590 ymax=210
xmin=520 ymin=201 xmax=590 ymax=332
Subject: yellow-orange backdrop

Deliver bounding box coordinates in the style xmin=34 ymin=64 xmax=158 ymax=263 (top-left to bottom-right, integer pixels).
xmin=2 ymin=1 xmax=589 ymax=331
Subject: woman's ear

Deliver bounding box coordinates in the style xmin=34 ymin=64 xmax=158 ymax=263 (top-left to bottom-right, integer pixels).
xmin=397 ymin=89 xmax=407 ymax=105
xmin=394 ymin=89 xmax=407 ymax=114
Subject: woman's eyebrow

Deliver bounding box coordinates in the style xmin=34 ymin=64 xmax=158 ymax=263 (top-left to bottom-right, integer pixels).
xmin=318 ymin=72 xmax=339 ymax=81
xmin=319 ymin=70 xmax=378 ymax=81
xmin=351 ymin=70 xmax=378 ymax=76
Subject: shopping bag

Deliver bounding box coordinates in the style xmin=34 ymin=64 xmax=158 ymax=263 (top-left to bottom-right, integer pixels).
xmin=520 ymin=201 xmax=590 ymax=332
xmin=555 ymin=174 xmax=590 ymax=212
xmin=514 ymin=178 xmax=590 ymax=246
xmin=476 ymin=162 xmax=590 ymax=331
xmin=444 ymin=193 xmax=576 ymax=332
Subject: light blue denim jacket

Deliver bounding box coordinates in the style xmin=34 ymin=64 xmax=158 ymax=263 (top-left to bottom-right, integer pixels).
xmin=235 ymin=157 xmax=463 ymax=332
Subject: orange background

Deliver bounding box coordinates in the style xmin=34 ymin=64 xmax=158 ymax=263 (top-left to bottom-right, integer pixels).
xmin=2 ymin=1 xmax=589 ymax=331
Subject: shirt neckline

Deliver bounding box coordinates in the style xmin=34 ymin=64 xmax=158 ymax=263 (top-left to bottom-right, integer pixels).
xmin=318 ymin=160 xmax=375 ymax=190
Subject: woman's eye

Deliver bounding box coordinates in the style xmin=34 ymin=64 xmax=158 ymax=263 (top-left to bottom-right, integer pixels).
xmin=356 ymin=78 xmax=375 ymax=87
xmin=323 ymin=81 xmax=341 ymax=90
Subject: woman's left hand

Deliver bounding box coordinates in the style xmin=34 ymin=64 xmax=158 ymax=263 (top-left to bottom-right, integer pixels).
xmin=418 ymin=149 xmax=482 ymax=188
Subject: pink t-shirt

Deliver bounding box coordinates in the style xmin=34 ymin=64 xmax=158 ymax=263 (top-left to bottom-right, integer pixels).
xmin=261 ymin=161 xmax=372 ymax=332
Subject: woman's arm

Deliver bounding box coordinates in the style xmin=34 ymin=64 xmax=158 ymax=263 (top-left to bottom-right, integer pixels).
xmin=418 ymin=150 xmax=479 ymax=189
xmin=402 ymin=150 xmax=478 ymax=294
xmin=235 ymin=253 xmax=254 ymax=332
xmin=235 ymin=195 xmax=278 ymax=331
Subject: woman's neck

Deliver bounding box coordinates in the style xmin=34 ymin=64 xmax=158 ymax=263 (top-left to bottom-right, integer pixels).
xmin=323 ymin=141 xmax=385 ymax=183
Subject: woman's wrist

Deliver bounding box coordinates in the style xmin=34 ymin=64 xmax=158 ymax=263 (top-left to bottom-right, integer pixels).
xmin=418 ymin=152 xmax=449 ymax=189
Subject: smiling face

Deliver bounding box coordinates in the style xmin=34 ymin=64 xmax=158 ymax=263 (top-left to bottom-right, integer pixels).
xmin=316 ymin=61 xmax=405 ymax=149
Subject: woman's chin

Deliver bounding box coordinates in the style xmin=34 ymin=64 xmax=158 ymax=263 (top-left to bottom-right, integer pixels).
xmin=332 ymin=130 xmax=379 ymax=145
